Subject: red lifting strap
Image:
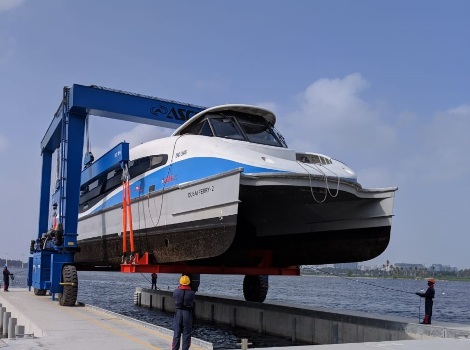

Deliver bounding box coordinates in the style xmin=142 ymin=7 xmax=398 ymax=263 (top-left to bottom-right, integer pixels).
xmin=121 ymin=179 xmax=135 ymax=257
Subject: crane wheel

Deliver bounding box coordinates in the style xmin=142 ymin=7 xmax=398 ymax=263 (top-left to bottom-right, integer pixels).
xmin=59 ymin=265 xmax=78 ymax=306
xmin=243 ymin=275 xmax=269 ymax=302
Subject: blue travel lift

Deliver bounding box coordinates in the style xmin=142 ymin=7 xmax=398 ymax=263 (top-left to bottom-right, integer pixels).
xmin=28 ymin=84 xmax=205 ymax=305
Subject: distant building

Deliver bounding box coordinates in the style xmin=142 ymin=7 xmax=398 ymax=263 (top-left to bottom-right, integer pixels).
xmin=359 ymin=264 xmax=382 ymax=271
xmin=334 ymin=262 xmax=358 ymax=270
xmin=430 ymin=264 xmax=457 ymax=272
xmin=394 ymin=263 xmax=425 ymax=269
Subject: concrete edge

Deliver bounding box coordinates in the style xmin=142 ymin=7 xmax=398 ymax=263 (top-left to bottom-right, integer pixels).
xmin=0 ymin=291 xmax=44 ymax=338
xmin=83 ymin=303 xmax=213 ymax=349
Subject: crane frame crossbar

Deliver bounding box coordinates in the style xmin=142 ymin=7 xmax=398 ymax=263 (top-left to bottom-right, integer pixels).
xmin=121 ymin=253 xmax=300 ymax=276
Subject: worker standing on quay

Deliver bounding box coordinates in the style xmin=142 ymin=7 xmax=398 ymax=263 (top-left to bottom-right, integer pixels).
xmin=3 ymin=265 xmax=14 ymax=292
xmin=416 ymin=278 xmax=435 ymax=324
xmin=151 ymin=272 xmax=157 ymax=290
xmin=172 ymin=275 xmax=195 ymax=350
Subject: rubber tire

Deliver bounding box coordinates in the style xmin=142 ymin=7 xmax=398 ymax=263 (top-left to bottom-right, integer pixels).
xmin=243 ymin=275 xmax=269 ymax=302
xmin=59 ymin=265 xmax=78 ymax=306
xmin=33 ymin=288 xmax=47 ymax=296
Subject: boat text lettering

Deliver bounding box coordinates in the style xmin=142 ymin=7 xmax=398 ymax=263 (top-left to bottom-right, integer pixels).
xmin=162 ymin=175 xmax=175 ymax=184
xmin=188 ymin=186 xmax=214 ymax=198
xmin=175 ymin=150 xmax=187 ymax=158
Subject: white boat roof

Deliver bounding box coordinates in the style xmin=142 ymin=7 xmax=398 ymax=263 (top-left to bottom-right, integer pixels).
xmin=172 ymin=104 xmax=276 ymax=136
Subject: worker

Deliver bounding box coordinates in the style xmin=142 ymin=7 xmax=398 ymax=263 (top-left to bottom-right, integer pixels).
xmin=188 ymin=273 xmax=200 ymax=292
xmin=3 ymin=265 xmax=14 ymax=292
xmin=416 ymin=278 xmax=435 ymax=324
xmin=172 ymin=275 xmax=195 ymax=350
xmin=151 ymin=272 xmax=158 ymax=290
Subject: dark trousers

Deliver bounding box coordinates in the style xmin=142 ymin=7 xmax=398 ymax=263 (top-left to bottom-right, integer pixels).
xmin=172 ymin=309 xmax=193 ymax=350
xmin=423 ymin=300 xmax=433 ymax=324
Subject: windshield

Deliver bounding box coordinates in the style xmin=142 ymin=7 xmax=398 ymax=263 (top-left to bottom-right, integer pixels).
xmin=210 ymin=117 xmax=245 ymax=140
xmin=235 ymin=114 xmax=283 ymax=146
xmin=210 ymin=113 xmax=286 ymax=147
xmin=180 ymin=111 xmax=287 ymax=147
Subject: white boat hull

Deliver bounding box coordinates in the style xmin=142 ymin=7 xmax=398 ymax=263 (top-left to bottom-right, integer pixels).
xmin=75 ymin=169 xmax=395 ymax=268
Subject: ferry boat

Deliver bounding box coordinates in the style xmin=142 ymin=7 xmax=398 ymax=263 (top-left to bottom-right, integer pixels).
xmin=75 ymin=104 xmax=397 ymax=270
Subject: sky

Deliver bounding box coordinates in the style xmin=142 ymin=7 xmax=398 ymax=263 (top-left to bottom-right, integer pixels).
xmin=0 ymin=1 xmax=469 ymax=269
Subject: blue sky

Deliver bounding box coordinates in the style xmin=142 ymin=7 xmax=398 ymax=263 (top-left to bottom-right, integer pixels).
xmin=1 ymin=1 xmax=469 ymax=269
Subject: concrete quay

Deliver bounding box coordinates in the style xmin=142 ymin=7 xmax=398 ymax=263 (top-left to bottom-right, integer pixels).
xmin=0 ymin=286 xmax=469 ymax=350
xmin=0 ymin=288 xmax=212 ymax=350
xmin=136 ymin=287 xmax=470 ymax=349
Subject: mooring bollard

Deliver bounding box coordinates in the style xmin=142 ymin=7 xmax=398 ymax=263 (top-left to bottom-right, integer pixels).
xmin=2 ymin=311 xmax=11 ymax=338
xmin=237 ymin=338 xmax=252 ymax=350
xmin=8 ymin=317 xmax=16 ymax=339
xmin=15 ymin=325 xmax=25 ymax=338
xmin=0 ymin=306 xmax=5 ymax=331
xmin=133 ymin=291 xmax=141 ymax=306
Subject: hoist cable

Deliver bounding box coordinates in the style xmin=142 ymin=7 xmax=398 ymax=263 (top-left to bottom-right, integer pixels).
xmin=311 ymin=267 xmax=416 ymax=295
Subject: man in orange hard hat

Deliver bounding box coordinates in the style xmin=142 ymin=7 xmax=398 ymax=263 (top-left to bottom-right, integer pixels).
xmin=416 ymin=278 xmax=435 ymax=324
xmin=172 ymin=275 xmax=195 ymax=350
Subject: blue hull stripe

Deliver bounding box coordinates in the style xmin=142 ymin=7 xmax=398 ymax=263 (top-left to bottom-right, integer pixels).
xmin=86 ymin=157 xmax=283 ymax=214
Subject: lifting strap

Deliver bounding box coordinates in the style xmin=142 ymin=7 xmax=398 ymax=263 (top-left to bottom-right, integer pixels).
xmin=121 ymin=164 xmax=135 ymax=262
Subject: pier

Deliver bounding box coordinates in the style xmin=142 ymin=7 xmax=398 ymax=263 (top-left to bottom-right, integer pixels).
xmin=136 ymin=287 xmax=470 ymax=348
xmin=0 ymin=287 xmax=469 ymax=349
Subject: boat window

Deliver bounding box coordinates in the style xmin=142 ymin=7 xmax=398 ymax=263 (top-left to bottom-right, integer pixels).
xmin=181 ymin=120 xmax=213 ymax=136
xmin=88 ymin=179 xmax=100 ymax=191
xmin=296 ymin=153 xmax=332 ymax=165
xmin=79 ymin=154 xmax=168 ymax=211
xmin=199 ymin=120 xmax=214 ymax=136
xmin=310 ymin=155 xmax=321 ymax=164
xmin=150 ymin=155 xmax=167 ymax=167
xmin=296 ymin=154 xmax=311 ymax=163
xmin=210 ymin=117 xmax=244 ymax=140
xmin=236 ymin=114 xmax=283 ymax=147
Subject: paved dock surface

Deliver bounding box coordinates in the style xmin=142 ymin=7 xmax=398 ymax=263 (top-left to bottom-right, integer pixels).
xmin=1 ymin=288 xmax=470 ymax=350
xmin=247 ymin=338 xmax=470 ymax=349
xmin=0 ymin=288 xmax=212 ymax=350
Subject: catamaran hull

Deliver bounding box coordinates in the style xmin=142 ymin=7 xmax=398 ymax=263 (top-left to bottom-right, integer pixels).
xmin=75 ymin=170 xmax=395 ymax=268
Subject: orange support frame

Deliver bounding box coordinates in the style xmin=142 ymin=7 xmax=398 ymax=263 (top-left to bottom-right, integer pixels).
xmin=120 ymin=252 xmax=300 ymax=276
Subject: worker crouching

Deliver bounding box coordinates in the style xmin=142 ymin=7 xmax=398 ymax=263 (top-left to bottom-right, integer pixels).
xmin=172 ymin=275 xmax=195 ymax=350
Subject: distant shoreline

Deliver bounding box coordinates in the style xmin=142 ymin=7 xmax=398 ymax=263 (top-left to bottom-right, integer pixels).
xmin=300 ymin=270 xmax=470 ymax=282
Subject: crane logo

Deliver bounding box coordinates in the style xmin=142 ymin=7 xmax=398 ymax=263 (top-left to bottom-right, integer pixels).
xmin=150 ymin=105 xmax=168 ymax=116
xmin=150 ymin=105 xmax=198 ymax=122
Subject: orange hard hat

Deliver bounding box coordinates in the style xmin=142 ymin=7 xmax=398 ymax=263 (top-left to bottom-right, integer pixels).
xmin=427 ymin=278 xmax=435 ymax=284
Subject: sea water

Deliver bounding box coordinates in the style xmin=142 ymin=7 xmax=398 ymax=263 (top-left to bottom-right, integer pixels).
xmin=8 ymin=269 xmax=470 ymax=348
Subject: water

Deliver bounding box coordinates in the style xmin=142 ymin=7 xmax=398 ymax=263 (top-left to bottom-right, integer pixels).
xmin=8 ymin=269 xmax=470 ymax=348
